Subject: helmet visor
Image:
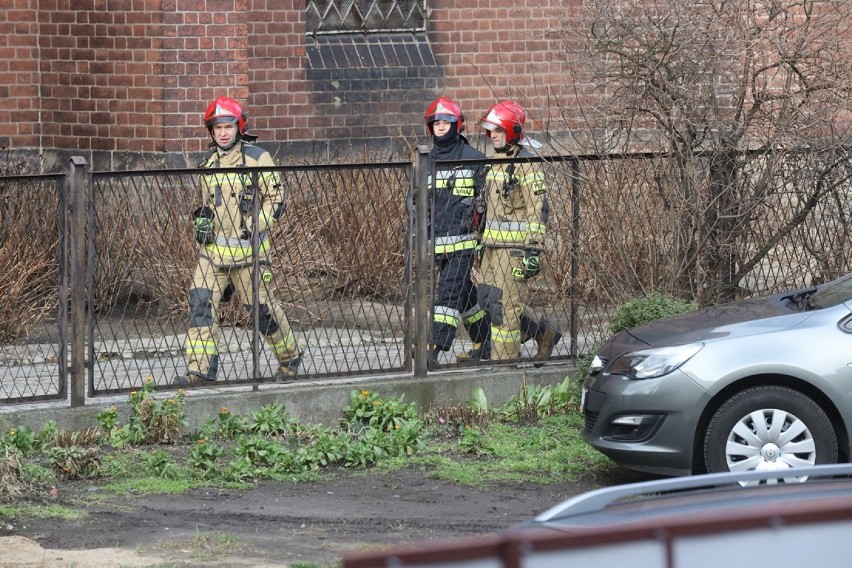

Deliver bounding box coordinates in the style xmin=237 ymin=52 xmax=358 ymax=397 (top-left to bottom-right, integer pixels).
xmin=481 ymin=121 xmax=500 ymax=132
xmin=206 ymin=115 xmax=239 ymax=127
xmin=428 ymin=114 xmax=458 ymax=124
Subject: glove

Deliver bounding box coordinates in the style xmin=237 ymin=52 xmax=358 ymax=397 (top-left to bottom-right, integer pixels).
xmin=473 ymin=242 xmax=485 ymax=269
xmin=474 ymin=243 xmax=485 ymax=262
xmin=191 ymin=206 xmax=215 ymax=245
xmin=522 ymin=249 xmax=541 ymax=279
xmin=240 ymin=228 xmax=252 ymax=241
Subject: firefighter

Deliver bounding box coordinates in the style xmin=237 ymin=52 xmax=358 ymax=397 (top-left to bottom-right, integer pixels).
xmin=424 ymin=96 xmax=491 ymax=365
xmin=178 ymin=96 xmax=302 ymax=385
xmin=477 ymin=101 xmax=562 ymax=362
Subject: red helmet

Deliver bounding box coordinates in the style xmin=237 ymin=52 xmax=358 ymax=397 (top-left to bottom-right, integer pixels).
xmin=204 ymin=96 xmax=248 ymax=135
xmin=480 ymin=101 xmax=526 ymax=145
xmin=425 ymin=96 xmax=465 ymax=135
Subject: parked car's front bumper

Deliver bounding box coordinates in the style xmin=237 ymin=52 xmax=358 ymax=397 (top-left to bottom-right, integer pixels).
xmin=582 ymin=369 xmax=711 ymax=476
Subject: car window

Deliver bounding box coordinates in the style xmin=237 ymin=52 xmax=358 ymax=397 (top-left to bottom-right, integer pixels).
xmin=809 ymin=272 xmax=852 ymax=309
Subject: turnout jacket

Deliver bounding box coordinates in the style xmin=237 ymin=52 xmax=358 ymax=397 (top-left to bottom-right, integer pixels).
xmin=198 ymin=140 xmax=284 ymax=267
xmin=480 ymin=146 xmax=547 ymax=251
xmin=428 ymin=135 xmax=486 ymax=254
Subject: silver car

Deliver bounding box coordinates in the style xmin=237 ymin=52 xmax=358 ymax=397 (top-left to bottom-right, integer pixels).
xmin=581 ymin=272 xmax=852 ymax=476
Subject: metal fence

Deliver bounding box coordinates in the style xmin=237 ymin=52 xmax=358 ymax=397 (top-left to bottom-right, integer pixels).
xmin=3 ymin=146 xmax=852 ymax=407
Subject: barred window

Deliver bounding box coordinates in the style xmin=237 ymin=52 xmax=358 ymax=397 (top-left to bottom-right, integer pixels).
xmin=306 ymin=0 xmax=427 ymax=35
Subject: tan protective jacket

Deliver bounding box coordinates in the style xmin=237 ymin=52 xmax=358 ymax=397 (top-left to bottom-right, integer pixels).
xmin=480 ymin=147 xmax=547 ymax=251
xmin=198 ymin=141 xmax=284 ymax=267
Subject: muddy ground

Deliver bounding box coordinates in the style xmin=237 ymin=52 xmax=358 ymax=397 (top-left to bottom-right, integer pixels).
xmin=0 ymin=464 xmax=651 ymax=567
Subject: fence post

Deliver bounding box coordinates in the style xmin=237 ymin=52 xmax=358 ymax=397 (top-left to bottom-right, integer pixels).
xmin=68 ymin=156 xmax=88 ymax=407
xmin=412 ymin=147 xmax=432 ymax=378
xmin=569 ymin=157 xmax=581 ymax=358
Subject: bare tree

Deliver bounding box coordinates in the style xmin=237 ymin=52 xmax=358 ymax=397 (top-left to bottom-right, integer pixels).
xmin=559 ymin=0 xmax=852 ymax=303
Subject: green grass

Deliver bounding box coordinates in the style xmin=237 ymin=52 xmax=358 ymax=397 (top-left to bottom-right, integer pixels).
xmin=0 ymin=502 xmax=87 ymax=521
xmin=371 ymin=412 xmax=619 ymax=489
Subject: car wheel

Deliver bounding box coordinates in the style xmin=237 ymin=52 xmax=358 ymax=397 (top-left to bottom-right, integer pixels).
xmin=704 ymin=385 xmax=837 ymax=482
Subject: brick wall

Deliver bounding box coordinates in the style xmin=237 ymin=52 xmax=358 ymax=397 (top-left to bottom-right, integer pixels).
xmin=1 ymin=0 xmax=576 ymax=170
xmin=0 ymin=2 xmax=40 ymax=151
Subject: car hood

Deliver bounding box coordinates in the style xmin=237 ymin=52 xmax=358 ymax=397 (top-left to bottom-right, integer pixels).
xmin=623 ymin=293 xmax=813 ymax=348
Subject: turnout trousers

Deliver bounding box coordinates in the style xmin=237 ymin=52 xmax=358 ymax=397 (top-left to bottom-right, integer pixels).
xmin=185 ymin=255 xmax=300 ymax=380
xmin=478 ymin=247 xmax=526 ymax=360
xmin=432 ymin=249 xmax=490 ymax=351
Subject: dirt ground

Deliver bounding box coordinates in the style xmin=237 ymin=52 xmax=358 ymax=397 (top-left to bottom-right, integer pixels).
xmin=0 ymin=464 xmax=649 ymax=567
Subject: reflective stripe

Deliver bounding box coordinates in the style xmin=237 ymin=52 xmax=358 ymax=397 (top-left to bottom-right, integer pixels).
xmin=430 ymin=169 xmax=478 ymax=184
xmin=185 ymin=339 xmax=218 ymax=356
xmin=490 ymin=327 xmax=522 ymax=343
xmin=483 ymin=220 xmax=545 ymax=243
xmin=431 ymin=169 xmax=477 ymax=196
xmin=205 ymin=234 xmax=271 ymax=258
xmin=485 ymin=220 xmax=527 ymax=232
xmin=486 ymin=169 xmax=545 ymax=186
xmin=486 ymin=170 xmax=511 ymax=182
xmin=528 ymin=222 xmax=546 ymax=235
xmin=435 ymin=235 xmax=478 ymax=254
xmin=271 ymin=331 xmax=297 ymax=356
xmin=462 ymin=307 xmax=486 ymax=325
xmin=434 ymin=305 xmax=460 ymax=328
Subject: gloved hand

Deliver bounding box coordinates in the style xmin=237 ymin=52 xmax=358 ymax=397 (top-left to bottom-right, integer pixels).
xmin=522 ymin=249 xmax=541 ymax=279
xmin=191 ymin=206 xmax=215 ymax=245
xmin=240 ymin=228 xmax=252 ymax=241
xmin=473 ymin=242 xmax=485 ymax=269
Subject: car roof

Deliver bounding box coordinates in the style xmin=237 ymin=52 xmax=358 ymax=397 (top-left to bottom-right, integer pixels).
xmin=342 ymin=464 xmax=852 ymax=568
xmin=527 ymin=463 xmax=852 ymax=530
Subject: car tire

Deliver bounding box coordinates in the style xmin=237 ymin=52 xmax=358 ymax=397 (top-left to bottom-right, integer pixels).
xmin=704 ymin=385 xmax=838 ymax=477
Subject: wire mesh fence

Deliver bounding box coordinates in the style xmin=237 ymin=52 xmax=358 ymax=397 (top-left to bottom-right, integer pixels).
xmin=0 ymin=173 xmax=67 ymax=402
xmin=2 ymin=146 xmax=852 ymax=405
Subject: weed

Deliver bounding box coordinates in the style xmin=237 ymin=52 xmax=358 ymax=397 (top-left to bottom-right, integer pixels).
xmin=249 ymin=403 xmax=290 ymax=437
xmin=214 ymin=406 xmax=251 ymax=439
xmin=221 ymin=455 xmax=257 ymax=483
xmin=187 ymin=438 xmax=224 ymax=478
xmin=142 ymin=449 xmax=183 ymax=480
xmin=47 ymin=445 xmax=102 ymax=480
xmin=0 ymin=425 xmax=41 ymax=457
xmin=457 ymin=426 xmax=494 ymax=456
xmin=232 ymin=435 xmax=284 ymax=468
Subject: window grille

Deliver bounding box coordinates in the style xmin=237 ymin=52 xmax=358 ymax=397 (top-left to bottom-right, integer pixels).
xmin=306 ymin=0 xmax=427 ymax=35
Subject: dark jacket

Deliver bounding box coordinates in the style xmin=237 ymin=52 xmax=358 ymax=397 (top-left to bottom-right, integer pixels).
xmin=428 ymin=134 xmax=486 ymax=254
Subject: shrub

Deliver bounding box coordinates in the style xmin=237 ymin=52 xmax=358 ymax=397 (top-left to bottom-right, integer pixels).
xmin=609 ymin=293 xmax=697 ymax=334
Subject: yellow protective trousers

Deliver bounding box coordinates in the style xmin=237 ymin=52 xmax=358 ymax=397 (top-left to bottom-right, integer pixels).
xmin=185 ymin=255 xmax=299 ymax=379
xmin=478 ymin=247 xmax=527 ymax=360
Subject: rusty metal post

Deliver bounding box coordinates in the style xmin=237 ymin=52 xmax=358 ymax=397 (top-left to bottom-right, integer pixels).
xmin=412 ymin=147 xmax=432 ymax=378
xmin=68 ymin=156 xmax=88 ymax=407
xmin=569 ymin=157 xmax=581 ymax=358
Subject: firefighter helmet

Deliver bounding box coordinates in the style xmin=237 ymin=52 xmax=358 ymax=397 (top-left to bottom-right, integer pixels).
xmin=480 ymin=101 xmax=526 ymax=145
xmin=425 ymin=96 xmax=465 ymax=135
xmin=204 ymin=96 xmax=248 ymax=135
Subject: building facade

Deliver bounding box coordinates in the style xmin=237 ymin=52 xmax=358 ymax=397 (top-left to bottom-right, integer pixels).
xmin=1 ymin=0 xmax=576 ymax=170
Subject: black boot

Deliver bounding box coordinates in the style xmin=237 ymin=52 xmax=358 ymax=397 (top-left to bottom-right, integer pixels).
xmin=456 ymin=339 xmax=491 ymax=362
xmin=175 ymin=355 xmax=218 ymax=386
xmin=274 ymin=350 xmax=304 ymax=382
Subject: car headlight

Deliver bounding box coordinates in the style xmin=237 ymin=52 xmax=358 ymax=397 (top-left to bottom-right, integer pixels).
xmin=609 ymin=343 xmax=703 ymax=380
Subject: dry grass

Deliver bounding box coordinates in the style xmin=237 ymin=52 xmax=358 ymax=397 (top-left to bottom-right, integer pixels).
xmin=0 ymin=447 xmax=28 ymax=501
xmin=0 ymin=179 xmax=60 ymax=342
xmin=2 ymin=148 xmax=852 ymax=346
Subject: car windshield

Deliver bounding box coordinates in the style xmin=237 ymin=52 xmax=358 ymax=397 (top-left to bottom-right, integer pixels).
xmin=805 ymin=272 xmax=852 ymax=309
